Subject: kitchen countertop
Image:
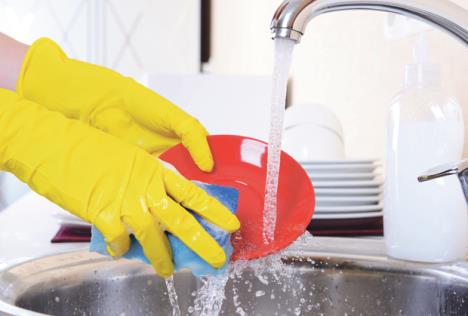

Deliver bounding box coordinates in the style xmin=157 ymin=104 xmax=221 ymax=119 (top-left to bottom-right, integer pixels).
xmin=3 ymin=192 xmax=463 ymax=271
xmin=0 ymin=192 xmax=87 ymax=269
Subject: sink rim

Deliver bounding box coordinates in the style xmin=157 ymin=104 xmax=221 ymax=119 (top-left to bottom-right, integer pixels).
xmin=1 ymin=237 xmax=467 ymax=316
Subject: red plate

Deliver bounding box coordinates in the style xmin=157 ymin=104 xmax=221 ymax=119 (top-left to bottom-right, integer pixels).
xmin=160 ymin=135 xmax=315 ymax=260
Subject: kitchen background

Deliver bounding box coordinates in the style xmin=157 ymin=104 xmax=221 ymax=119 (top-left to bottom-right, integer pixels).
xmin=0 ymin=0 xmax=467 ymax=207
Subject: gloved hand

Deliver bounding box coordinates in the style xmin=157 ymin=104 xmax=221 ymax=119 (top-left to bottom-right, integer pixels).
xmin=0 ymin=89 xmax=240 ymax=277
xmin=17 ymin=38 xmax=213 ymax=171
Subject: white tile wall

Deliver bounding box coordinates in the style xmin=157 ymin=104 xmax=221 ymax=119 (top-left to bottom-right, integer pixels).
xmin=0 ymin=0 xmax=201 ymax=77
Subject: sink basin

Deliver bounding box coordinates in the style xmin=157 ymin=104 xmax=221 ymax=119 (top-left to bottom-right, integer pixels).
xmin=1 ymin=237 xmax=467 ymax=315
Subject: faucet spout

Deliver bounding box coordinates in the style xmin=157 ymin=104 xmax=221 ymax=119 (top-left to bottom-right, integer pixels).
xmin=419 ymin=159 xmax=468 ymax=204
xmin=271 ymin=0 xmax=468 ymax=44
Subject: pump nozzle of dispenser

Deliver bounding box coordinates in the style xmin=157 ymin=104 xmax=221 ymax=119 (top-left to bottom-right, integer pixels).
xmin=405 ymin=34 xmax=441 ymax=87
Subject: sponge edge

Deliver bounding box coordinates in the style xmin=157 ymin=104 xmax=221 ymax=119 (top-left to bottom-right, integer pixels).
xmin=90 ymin=181 xmax=239 ymax=277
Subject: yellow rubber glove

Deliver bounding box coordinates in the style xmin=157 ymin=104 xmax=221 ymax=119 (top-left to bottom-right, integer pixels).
xmin=0 ymin=89 xmax=240 ymax=277
xmin=17 ymin=38 xmax=213 ymax=171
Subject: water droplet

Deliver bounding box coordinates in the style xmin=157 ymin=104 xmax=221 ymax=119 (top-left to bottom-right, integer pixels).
xmin=255 ymin=290 xmax=265 ymax=297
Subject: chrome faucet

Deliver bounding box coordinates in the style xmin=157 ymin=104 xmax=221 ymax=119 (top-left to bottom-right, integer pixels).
xmin=270 ymin=0 xmax=468 ymax=200
xmin=270 ymin=0 xmax=468 ymax=44
xmin=419 ymin=159 xmax=468 ymax=204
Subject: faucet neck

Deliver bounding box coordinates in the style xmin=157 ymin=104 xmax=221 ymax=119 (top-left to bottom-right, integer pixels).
xmin=271 ymin=0 xmax=468 ymax=45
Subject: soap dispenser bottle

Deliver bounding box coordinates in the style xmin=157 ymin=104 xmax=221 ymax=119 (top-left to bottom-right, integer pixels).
xmin=384 ymin=34 xmax=467 ymax=262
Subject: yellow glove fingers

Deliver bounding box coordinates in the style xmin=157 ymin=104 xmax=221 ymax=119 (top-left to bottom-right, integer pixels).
xmin=150 ymin=198 xmax=227 ymax=269
xmin=91 ymin=107 xmax=179 ymax=155
xmin=109 ymin=83 xmax=214 ymax=165
xmin=160 ymin=103 xmax=214 ymax=172
xmin=123 ymin=210 xmax=174 ymax=278
xmin=162 ymin=168 xmax=240 ymax=233
xmin=180 ymin=120 xmax=214 ymax=172
xmin=93 ymin=212 xmax=130 ymax=258
xmin=20 ymin=38 xmax=215 ymax=168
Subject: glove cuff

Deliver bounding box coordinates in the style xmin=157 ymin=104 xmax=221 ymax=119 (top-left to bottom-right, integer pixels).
xmin=17 ymin=37 xmax=67 ymax=102
xmin=16 ymin=37 xmax=128 ymax=122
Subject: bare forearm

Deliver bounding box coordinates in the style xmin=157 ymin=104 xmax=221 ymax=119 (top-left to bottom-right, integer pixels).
xmin=0 ymin=33 xmax=29 ymax=91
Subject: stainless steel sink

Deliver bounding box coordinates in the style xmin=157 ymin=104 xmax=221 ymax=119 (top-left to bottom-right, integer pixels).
xmin=1 ymin=237 xmax=467 ymax=315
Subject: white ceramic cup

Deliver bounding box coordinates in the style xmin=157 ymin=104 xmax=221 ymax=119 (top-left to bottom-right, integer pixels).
xmin=282 ymin=104 xmax=345 ymax=161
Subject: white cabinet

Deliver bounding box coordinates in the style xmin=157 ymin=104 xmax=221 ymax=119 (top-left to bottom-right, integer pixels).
xmin=149 ymin=74 xmax=272 ymax=142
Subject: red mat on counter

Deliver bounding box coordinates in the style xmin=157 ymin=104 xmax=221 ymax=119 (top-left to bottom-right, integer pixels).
xmin=52 ymin=216 xmax=383 ymax=243
xmin=51 ymin=224 xmax=91 ymax=243
xmin=308 ymin=216 xmax=383 ymax=236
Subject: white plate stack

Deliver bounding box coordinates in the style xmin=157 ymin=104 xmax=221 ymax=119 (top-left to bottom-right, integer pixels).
xmin=301 ymin=159 xmax=384 ymax=220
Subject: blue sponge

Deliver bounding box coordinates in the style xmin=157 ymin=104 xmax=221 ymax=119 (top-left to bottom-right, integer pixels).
xmin=90 ymin=182 xmax=238 ymax=277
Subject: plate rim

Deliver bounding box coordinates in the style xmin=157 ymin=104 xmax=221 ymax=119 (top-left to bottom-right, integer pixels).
xmin=315 ymin=203 xmax=383 ymax=213
xmin=313 ymin=211 xmax=384 ymax=219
